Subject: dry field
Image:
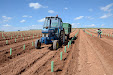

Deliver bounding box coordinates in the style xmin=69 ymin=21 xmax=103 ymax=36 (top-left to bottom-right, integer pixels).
xmin=0 ymin=30 xmax=42 ymax=47
xmin=88 ymin=29 xmax=113 ymax=35
xmin=0 ymin=29 xmax=113 ymax=75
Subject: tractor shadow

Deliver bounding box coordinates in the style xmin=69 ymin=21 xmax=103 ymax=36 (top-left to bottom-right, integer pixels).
xmin=48 ymin=36 xmax=78 ymax=50
xmin=64 ymin=36 xmax=78 ymax=46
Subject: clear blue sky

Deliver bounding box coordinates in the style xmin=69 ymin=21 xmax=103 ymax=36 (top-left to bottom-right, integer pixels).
xmin=0 ymin=0 xmax=113 ymax=31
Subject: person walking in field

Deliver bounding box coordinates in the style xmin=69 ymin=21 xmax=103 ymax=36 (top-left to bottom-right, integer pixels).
xmin=97 ymin=29 xmax=102 ymax=38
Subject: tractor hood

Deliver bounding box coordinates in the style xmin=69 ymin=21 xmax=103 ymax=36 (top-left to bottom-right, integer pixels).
xmin=42 ymin=29 xmax=54 ymax=33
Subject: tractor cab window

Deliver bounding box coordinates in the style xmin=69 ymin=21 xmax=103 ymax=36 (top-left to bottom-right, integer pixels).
xmin=51 ymin=18 xmax=58 ymax=27
xmin=43 ymin=17 xmax=61 ymax=28
xmin=43 ymin=18 xmax=50 ymax=28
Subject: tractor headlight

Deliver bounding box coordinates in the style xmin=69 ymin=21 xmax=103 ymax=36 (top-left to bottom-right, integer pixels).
xmin=42 ymin=33 xmax=49 ymax=37
xmin=46 ymin=34 xmax=48 ymax=37
xmin=42 ymin=34 xmax=44 ymax=37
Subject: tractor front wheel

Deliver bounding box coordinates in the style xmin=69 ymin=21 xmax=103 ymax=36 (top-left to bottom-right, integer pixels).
xmin=53 ymin=40 xmax=59 ymax=50
xmin=35 ymin=39 xmax=41 ymax=49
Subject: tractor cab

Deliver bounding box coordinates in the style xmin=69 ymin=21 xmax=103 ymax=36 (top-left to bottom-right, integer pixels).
xmin=41 ymin=16 xmax=63 ymax=44
xmin=43 ymin=16 xmax=63 ymax=28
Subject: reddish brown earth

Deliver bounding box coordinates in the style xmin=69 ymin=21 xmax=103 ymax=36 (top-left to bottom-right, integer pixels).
xmin=0 ymin=29 xmax=113 ymax=75
xmin=88 ymin=29 xmax=113 ymax=35
xmin=0 ymin=30 xmax=42 ymax=47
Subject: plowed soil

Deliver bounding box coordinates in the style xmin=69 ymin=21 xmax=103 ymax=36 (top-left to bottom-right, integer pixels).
xmin=0 ymin=29 xmax=113 ymax=75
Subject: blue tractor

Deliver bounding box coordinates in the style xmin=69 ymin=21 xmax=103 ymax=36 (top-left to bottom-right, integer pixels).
xmin=35 ymin=15 xmax=65 ymax=50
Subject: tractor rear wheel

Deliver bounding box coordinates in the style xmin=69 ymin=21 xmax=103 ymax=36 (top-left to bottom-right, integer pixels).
xmin=60 ymin=30 xmax=65 ymax=45
xmin=65 ymin=34 xmax=69 ymax=41
xmin=35 ymin=39 xmax=41 ymax=49
xmin=53 ymin=40 xmax=59 ymax=50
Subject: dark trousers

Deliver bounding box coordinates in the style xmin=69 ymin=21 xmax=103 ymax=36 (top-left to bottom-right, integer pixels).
xmin=98 ymin=33 xmax=101 ymax=38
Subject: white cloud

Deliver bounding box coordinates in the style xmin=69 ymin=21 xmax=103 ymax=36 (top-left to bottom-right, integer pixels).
xmin=48 ymin=10 xmax=55 ymax=13
xmin=74 ymin=16 xmax=84 ymax=20
xmin=2 ymin=16 xmax=12 ymax=20
xmin=100 ymin=13 xmax=112 ymax=19
xmin=29 ymin=16 xmax=32 ymax=18
xmin=85 ymin=24 xmax=96 ymax=27
xmin=42 ymin=6 xmax=48 ymax=8
xmin=101 ymin=24 xmax=104 ymax=26
xmin=88 ymin=9 xmax=93 ymax=12
xmin=100 ymin=3 xmax=113 ymax=12
xmin=22 ymin=15 xmax=28 ymax=17
xmin=2 ymin=16 xmax=12 ymax=22
xmin=86 ymin=16 xmax=94 ymax=20
xmin=29 ymin=3 xmax=48 ymax=9
xmin=37 ymin=18 xmax=45 ymax=22
xmin=2 ymin=16 xmax=6 ymax=18
xmin=72 ymin=23 xmax=77 ymax=28
xmin=29 ymin=3 xmax=42 ymax=9
xmin=22 ymin=25 xmax=42 ymax=30
xmin=64 ymin=7 xmax=68 ymax=10
xmin=0 ymin=25 xmax=43 ymax=31
xmin=91 ymin=24 xmax=96 ymax=27
xmin=72 ymin=23 xmax=80 ymax=28
xmin=22 ymin=15 xmax=32 ymax=18
xmin=21 ymin=25 xmax=43 ymax=30
xmin=2 ymin=24 xmax=11 ymax=27
xmin=77 ymin=23 xmax=80 ymax=24
xmin=20 ymin=20 xmax=26 ymax=23
xmin=32 ymin=25 xmax=37 ymax=26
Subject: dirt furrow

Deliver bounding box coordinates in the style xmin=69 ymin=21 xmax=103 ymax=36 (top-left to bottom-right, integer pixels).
xmin=85 ymin=30 xmax=113 ymax=75
xmin=72 ymin=30 xmax=106 ymax=75
xmin=22 ymin=30 xmax=78 ymax=75
xmin=0 ymin=30 xmax=78 ymax=75
xmin=23 ymin=29 xmax=78 ymax=75
xmin=60 ymin=32 xmax=80 ymax=75
xmin=0 ymin=37 xmax=40 ymax=52
xmin=86 ymin=29 xmax=113 ymax=43
xmin=86 ymin=30 xmax=113 ymax=48
xmin=35 ymin=42 xmax=73 ymax=75
xmin=0 ymin=41 xmax=36 ymax=66
xmin=21 ymin=50 xmax=57 ymax=75
xmin=0 ymin=45 xmax=50 ymax=75
xmin=0 ymin=35 xmax=41 ymax=47
xmin=1 ymin=29 xmax=113 ymax=75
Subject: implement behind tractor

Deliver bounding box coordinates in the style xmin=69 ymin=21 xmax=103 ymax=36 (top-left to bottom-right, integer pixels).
xmin=35 ymin=15 xmax=71 ymax=50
